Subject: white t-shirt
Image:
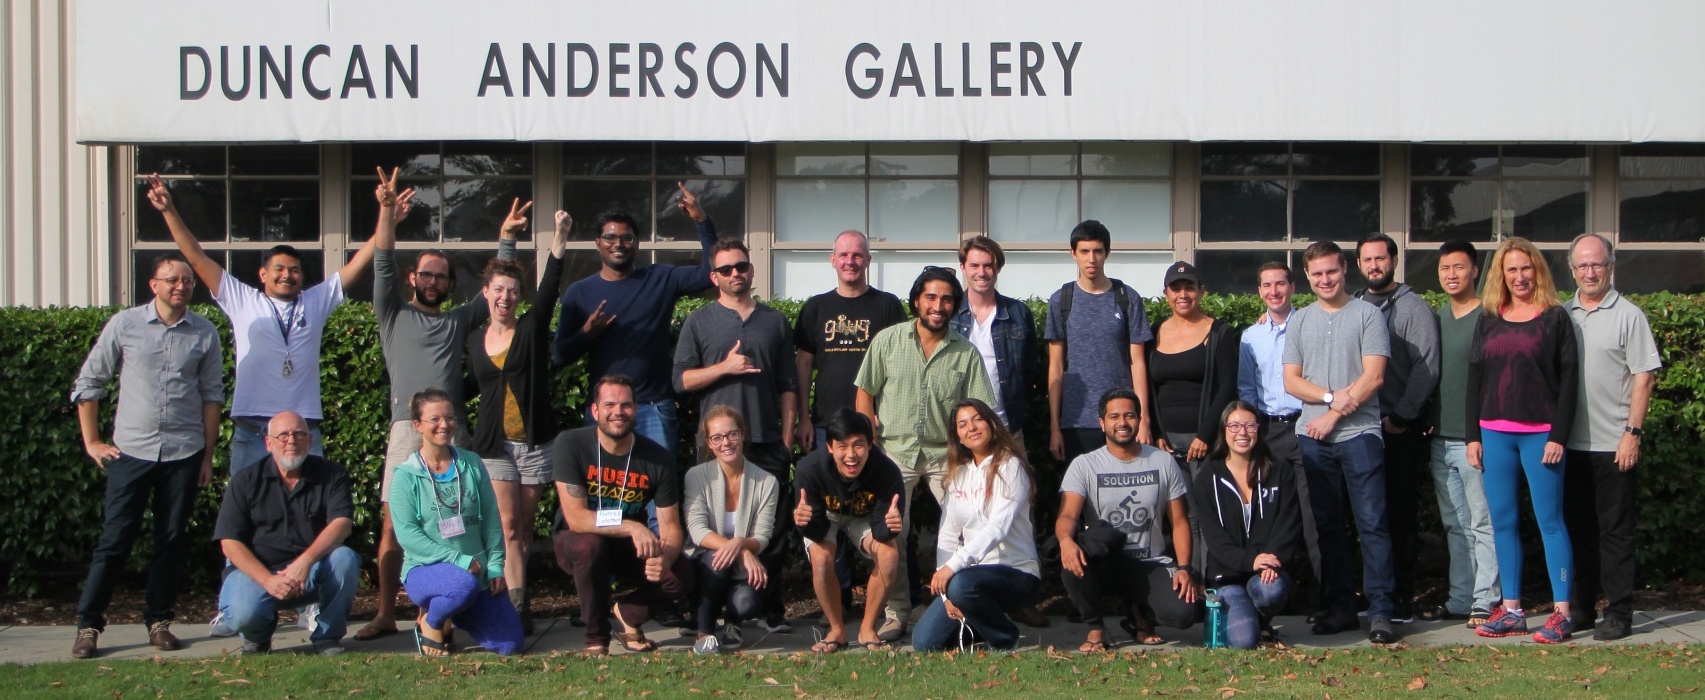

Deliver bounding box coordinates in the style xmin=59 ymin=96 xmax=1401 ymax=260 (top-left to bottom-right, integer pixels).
xmin=215 ymin=270 xmax=344 ymax=419
xmin=967 ymin=312 xmax=1007 ymax=423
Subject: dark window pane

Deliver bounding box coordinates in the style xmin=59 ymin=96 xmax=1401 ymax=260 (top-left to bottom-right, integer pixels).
xmin=1537 ymin=250 xmax=1576 ymax=294
xmin=442 ymin=179 xmax=536 ymax=242
xmin=1502 ymin=145 xmax=1589 ymax=178
xmin=562 ymin=180 xmax=653 ymax=241
xmin=1620 ymin=143 xmax=1705 ymax=178
xmin=1619 ymin=180 xmax=1705 ymax=243
xmin=443 ymin=142 xmax=533 ymax=177
xmin=135 ymin=179 xmax=226 ymax=243
xmin=231 ymin=180 xmax=319 ymax=242
xmin=1505 ymin=181 xmax=1587 ymax=243
xmin=349 ymin=181 xmax=440 ymax=242
xmin=132 ymin=250 xmax=217 ymax=306
xmin=1193 ymin=250 xmax=1292 ymax=295
xmin=554 ymin=250 xmax=609 ymax=289
xmin=563 ymin=142 xmax=652 ymax=176
xmin=656 ymin=143 xmax=746 ymax=176
xmin=1199 ymin=180 xmax=1287 ymax=242
xmin=351 ymin=142 xmax=440 ymax=177
xmin=229 ymin=145 xmax=320 ymax=176
xmin=136 ymin=146 xmax=225 ymax=175
xmin=1200 ymin=142 xmax=1288 ymax=176
xmin=1410 ymin=180 xmax=1496 ymax=243
xmin=655 ymin=179 xmax=745 ymax=243
xmin=230 ymin=249 xmax=325 ymax=292
xmin=1293 ymin=180 xmax=1380 ymax=242
xmin=1292 ymin=142 xmax=1380 ymax=176
xmin=1411 ymin=145 xmax=1499 ymax=177
xmin=1614 ymin=250 xmax=1705 ymax=294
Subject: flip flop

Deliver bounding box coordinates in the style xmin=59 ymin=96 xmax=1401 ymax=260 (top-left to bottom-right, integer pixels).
xmin=611 ymin=605 xmax=656 ymax=653
xmin=811 ymin=639 xmax=847 ymax=654
xmin=858 ymin=639 xmax=891 ymax=652
xmin=1077 ymin=639 xmax=1109 ymax=653
xmin=1120 ymin=616 xmax=1165 ymax=645
xmin=354 ymin=623 xmax=398 ymax=641
xmin=414 ymin=627 xmax=450 ymax=658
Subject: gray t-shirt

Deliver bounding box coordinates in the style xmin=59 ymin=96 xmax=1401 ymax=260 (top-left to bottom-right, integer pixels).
xmin=1045 ymin=282 xmax=1154 ymax=430
xmin=671 ymin=301 xmax=800 ymax=444
xmin=1565 ymin=290 xmax=1662 ymax=452
xmin=1282 ymin=298 xmax=1390 ymax=441
xmin=1060 ymin=445 xmax=1187 ymax=563
xmin=375 ymin=243 xmax=512 ymax=422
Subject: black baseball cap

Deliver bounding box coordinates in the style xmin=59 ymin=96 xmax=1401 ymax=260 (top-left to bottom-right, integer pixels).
xmin=1164 ymin=261 xmax=1200 ymax=287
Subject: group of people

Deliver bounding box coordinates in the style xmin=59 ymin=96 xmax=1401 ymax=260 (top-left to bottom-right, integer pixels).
xmin=66 ymin=165 xmax=1657 ymax=659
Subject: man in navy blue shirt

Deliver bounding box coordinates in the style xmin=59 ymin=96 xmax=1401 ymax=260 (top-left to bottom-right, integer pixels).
xmin=554 ymin=183 xmax=718 ymax=455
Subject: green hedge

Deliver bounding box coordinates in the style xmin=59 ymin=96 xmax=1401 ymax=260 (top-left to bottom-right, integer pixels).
xmin=3 ymin=292 xmax=1702 ymax=596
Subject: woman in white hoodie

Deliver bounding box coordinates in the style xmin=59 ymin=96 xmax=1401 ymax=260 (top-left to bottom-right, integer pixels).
xmin=912 ymin=399 xmax=1039 ymax=652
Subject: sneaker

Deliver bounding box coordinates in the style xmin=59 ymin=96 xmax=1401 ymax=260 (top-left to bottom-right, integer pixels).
xmin=876 ymin=617 xmax=906 ymax=643
xmin=1532 ymin=612 xmax=1574 ymax=644
xmin=298 ymin=604 xmax=321 ymax=632
xmin=761 ymin=610 xmax=793 ymax=634
xmin=692 ymin=634 xmax=721 ymax=655
xmin=313 ymin=641 xmax=346 ymax=657
xmin=71 ymin=628 xmax=99 ymax=659
xmin=1594 ymin=616 xmax=1632 ymax=641
xmin=234 ymin=639 xmax=271 ymax=656
xmin=209 ymin=611 xmax=237 ymax=638
xmin=719 ymin=622 xmax=744 ymax=650
xmin=1475 ymin=607 xmax=1528 ymax=638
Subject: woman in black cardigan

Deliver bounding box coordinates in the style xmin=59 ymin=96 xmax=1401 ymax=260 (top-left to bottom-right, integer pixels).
xmin=467 ymin=209 xmax=569 ymax=634
xmin=1191 ymin=400 xmax=1305 ymax=649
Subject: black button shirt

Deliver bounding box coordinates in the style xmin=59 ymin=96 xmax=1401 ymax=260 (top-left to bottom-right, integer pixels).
xmin=213 ymin=456 xmax=354 ymax=571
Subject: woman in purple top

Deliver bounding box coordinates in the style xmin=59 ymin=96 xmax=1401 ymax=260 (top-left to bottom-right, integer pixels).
xmin=1465 ymin=237 xmax=1580 ymax=644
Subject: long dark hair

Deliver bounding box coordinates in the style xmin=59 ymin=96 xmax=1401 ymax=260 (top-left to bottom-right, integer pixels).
xmin=1208 ymin=400 xmax=1273 ymax=491
xmin=944 ymin=399 xmax=1034 ymax=512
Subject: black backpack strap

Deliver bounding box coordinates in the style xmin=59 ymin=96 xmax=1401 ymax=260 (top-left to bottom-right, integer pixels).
xmin=1057 ymin=282 xmax=1077 ymax=370
xmin=1109 ymin=278 xmax=1134 ymax=365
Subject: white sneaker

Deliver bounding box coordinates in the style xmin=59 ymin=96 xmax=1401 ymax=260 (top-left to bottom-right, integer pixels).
xmin=298 ymin=603 xmax=321 ymax=632
xmin=209 ymin=611 xmax=237 ymax=638
xmin=693 ymin=634 xmax=721 ymax=655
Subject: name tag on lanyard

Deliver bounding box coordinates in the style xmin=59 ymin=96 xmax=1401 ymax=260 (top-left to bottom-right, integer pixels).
xmin=438 ymin=514 xmax=466 ymax=539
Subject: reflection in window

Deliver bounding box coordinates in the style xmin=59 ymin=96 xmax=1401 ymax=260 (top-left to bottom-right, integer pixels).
xmin=1620 ymin=144 xmax=1705 ymax=244
xmin=777 ymin=143 xmax=959 ymax=243
xmin=1410 ymin=145 xmax=1589 ymax=243
xmin=563 ymin=142 xmax=746 ymax=244
xmin=351 ymin=142 xmax=535 ymax=243
xmin=989 ymin=142 xmax=1170 ymax=245
xmin=1198 ymin=142 xmax=1379 ymax=243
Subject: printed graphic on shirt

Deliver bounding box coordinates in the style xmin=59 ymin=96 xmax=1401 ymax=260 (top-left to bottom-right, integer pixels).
xmin=821 ymin=315 xmax=875 ymax=351
xmin=824 ymin=490 xmax=877 ymax=516
xmin=582 ymin=465 xmax=652 ymax=517
xmin=1099 ymin=472 xmax=1161 ymax=557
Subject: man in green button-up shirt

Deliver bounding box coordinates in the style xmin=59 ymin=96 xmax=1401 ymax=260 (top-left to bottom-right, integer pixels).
xmin=854 ymin=266 xmax=996 ymax=639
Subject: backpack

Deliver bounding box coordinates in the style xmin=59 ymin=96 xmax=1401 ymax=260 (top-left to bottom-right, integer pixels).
xmin=1056 ymin=278 xmax=1133 ymax=370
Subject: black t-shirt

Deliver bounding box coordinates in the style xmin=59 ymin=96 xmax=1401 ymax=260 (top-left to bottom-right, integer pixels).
xmin=792 ymin=288 xmax=908 ymax=421
xmin=794 ymin=446 xmax=905 ymax=543
xmin=551 ymin=426 xmax=680 ymax=523
xmin=212 ymin=456 xmax=355 ymax=571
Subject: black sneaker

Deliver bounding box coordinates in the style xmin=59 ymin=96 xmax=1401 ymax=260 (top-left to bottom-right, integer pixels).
xmin=235 ymin=640 xmax=271 ymax=656
xmin=1593 ymin=616 xmax=1632 ymax=641
xmin=761 ymin=610 xmax=793 ymax=634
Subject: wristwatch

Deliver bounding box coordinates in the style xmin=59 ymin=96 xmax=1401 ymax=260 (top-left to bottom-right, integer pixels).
xmin=1322 ymin=391 xmax=1335 ymax=406
xmin=1624 ymin=425 xmax=1643 ymax=438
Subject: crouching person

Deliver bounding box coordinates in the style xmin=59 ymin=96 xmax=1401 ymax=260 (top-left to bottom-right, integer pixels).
xmin=683 ymin=406 xmax=780 ymax=654
xmin=213 ymin=411 xmax=360 ymax=656
xmin=391 ymin=389 xmax=523 ymax=657
xmin=795 ymin=410 xmax=905 ymax=653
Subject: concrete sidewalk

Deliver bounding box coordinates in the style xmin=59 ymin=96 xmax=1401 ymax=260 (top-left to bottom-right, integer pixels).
xmin=3 ymin=610 xmax=1701 ymax=665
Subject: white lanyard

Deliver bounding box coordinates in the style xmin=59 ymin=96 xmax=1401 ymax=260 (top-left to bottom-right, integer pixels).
xmin=595 ymin=443 xmax=634 ymax=527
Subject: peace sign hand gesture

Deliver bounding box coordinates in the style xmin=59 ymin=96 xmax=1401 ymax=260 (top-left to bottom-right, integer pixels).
xmin=500 ymin=198 xmax=534 ymax=238
xmin=374 ymin=167 xmax=417 ymax=220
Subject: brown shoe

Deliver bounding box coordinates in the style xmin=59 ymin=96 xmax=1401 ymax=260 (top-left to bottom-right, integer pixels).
xmin=71 ymin=628 xmax=99 ymax=659
xmin=148 ymin=621 xmax=182 ymax=651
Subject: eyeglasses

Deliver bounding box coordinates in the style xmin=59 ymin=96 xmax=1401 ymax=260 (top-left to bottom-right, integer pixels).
xmin=1225 ymin=422 xmax=1260 ymax=434
xmin=597 ymin=233 xmax=638 ymax=245
xmin=707 ymin=430 xmax=743 ymax=446
xmin=713 ymin=261 xmax=753 ymax=276
xmin=271 ymin=430 xmax=311 ymax=442
xmin=152 ymin=276 xmax=196 ymax=288
xmin=1573 ymin=262 xmax=1610 ymax=274
xmin=416 ymin=416 xmax=458 ymax=427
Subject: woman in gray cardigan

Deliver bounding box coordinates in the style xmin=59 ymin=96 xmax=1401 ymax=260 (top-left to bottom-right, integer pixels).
xmin=683 ymin=405 xmax=780 ymax=655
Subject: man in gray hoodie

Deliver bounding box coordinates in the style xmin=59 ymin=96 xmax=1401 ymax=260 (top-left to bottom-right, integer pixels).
xmin=1354 ymin=234 xmax=1440 ymax=623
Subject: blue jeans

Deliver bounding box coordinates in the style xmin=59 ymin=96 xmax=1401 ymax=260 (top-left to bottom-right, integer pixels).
xmin=1430 ymin=437 xmax=1499 ymax=613
xmin=912 ymin=566 xmax=1040 ymax=651
xmin=1217 ymin=571 xmax=1291 ymax=649
xmin=218 ymin=546 xmax=360 ymax=645
xmin=1480 ymin=429 xmax=1572 ymax=603
xmin=1298 ymin=432 xmax=1395 ymax=619
xmin=231 ymin=421 xmax=323 ymax=474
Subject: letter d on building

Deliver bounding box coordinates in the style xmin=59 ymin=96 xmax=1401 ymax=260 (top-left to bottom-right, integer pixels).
xmin=181 ymin=47 xmax=211 ymax=99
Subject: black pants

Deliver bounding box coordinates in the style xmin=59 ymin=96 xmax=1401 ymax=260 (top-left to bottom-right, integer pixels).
xmin=75 ymin=451 xmax=202 ymax=631
xmin=744 ymin=440 xmax=794 ymax=615
xmin=1260 ymin=418 xmax=1321 ymax=582
xmin=1383 ymin=426 xmax=1429 ymax=611
xmin=1566 ymin=449 xmax=1638 ymax=622
xmin=1061 ymin=550 xmax=1200 ymax=630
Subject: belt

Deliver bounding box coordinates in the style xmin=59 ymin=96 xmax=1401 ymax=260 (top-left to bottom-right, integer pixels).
xmin=1260 ymin=411 xmax=1302 ymax=423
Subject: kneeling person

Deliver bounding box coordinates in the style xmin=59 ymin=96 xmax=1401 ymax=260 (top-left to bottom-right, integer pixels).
xmin=795 ymin=410 xmax=905 ymax=653
xmin=213 ymin=411 xmax=360 ymax=656
xmin=683 ymin=406 xmax=781 ymax=654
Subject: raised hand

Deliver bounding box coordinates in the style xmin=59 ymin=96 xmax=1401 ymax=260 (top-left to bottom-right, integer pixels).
xmin=374 ymin=166 xmax=417 ymax=220
xmin=675 ymin=181 xmax=706 ymax=223
xmin=582 ymin=299 xmax=615 ymax=338
xmin=719 ymin=341 xmax=761 ymax=377
xmin=884 ymin=494 xmax=903 ymax=534
xmin=501 ymin=198 xmax=534 ymax=238
xmin=793 ymin=488 xmax=814 ymax=528
xmin=552 ymin=211 xmax=572 ymax=257
xmin=143 ymin=174 xmax=174 ymax=212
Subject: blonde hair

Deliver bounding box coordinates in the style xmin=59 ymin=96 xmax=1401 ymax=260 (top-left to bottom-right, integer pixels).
xmin=1480 ymin=237 xmax=1560 ymax=313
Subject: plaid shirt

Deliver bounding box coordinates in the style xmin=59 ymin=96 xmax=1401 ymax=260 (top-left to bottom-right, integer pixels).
xmin=854 ymin=321 xmax=996 ymax=470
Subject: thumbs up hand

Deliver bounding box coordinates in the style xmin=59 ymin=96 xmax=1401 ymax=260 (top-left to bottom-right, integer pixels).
xmin=884 ymin=493 xmax=903 ymax=533
xmin=793 ymin=488 xmax=814 ymax=528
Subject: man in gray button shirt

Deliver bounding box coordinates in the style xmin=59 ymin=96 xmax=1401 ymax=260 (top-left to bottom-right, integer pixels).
xmin=70 ymin=253 xmax=224 ymax=659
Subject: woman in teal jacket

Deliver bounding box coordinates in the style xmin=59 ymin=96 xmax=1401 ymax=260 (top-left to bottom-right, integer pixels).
xmin=390 ymin=389 xmax=522 ymax=657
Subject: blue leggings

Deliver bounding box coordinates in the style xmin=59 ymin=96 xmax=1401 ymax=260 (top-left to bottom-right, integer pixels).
xmin=1480 ymin=429 xmax=1573 ymax=604
xmin=404 ymin=563 xmax=524 ymax=655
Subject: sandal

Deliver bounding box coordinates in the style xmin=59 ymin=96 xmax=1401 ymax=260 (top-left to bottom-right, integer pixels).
xmin=1466 ymin=607 xmax=1492 ymax=630
xmin=1119 ymin=615 xmax=1165 ymax=645
xmin=1077 ymin=638 xmax=1109 ymax=653
xmin=354 ymin=622 xmax=399 ymax=641
xmin=414 ymin=617 xmax=450 ymax=658
xmin=811 ymin=638 xmax=847 ymax=654
xmin=582 ymin=645 xmax=610 ymax=657
xmin=611 ymin=605 xmax=657 ymax=653
xmin=858 ymin=639 xmax=891 ymax=652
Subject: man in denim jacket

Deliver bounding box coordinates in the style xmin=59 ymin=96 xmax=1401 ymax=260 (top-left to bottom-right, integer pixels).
xmin=950 ymin=236 xmax=1040 ymax=438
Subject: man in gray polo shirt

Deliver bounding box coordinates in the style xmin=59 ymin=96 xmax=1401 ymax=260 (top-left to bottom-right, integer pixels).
xmin=1563 ymin=233 xmax=1660 ymax=642
xmin=1283 ymin=241 xmax=1397 ymax=644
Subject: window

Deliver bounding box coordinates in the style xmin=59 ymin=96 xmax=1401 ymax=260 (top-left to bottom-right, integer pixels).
xmin=1410 ymin=145 xmax=1589 ymax=244
xmin=1198 ymin=142 xmax=1380 ymax=243
xmin=988 ymin=142 xmax=1171 ymax=245
xmin=1614 ymin=144 xmax=1705 ymax=293
xmin=776 ymin=143 xmax=958 ymax=243
xmin=349 ymin=142 xmax=535 ymax=244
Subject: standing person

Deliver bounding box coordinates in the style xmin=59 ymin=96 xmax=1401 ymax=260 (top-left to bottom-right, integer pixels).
xmin=467 ymin=211 xmax=571 ymax=635
xmin=912 ymin=399 xmax=1040 ymax=652
xmin=950 ymin=236 xmax=1040 ymax=437
xmin=1428 ymin=241 xmax=1500 ymax=628
xmin=361 ymin=171 xmax=520 ymax=642
xmin=1564 ymin=233 xmax=1659 ymax=642
xmin=1047 ymin=220 xmax=1155 ymax=468
xmin=1353 ymin=234 xmax=1440 ymax=623
xmin=551 ymin=376 xmax=692 ymax=656
xmin=554 ymin=183 xmax=719 ymax=454
xmin=1057 ymin=389 xmax=1199 ymax=651
xmin=793 ymin=230 xmax=909 ymax=452
xmin=673 ymin=237 xmax=797 ymax=630
xmin=1282 ymin=241 xmax=1397 ymax=644
xmin=855 ymin=267 xmax=997 ymax=641
xmin=681 ymin=406 xmax=780 ymax=655
xmin=70 ymin=254 xmax=224 ymax=659
xmin=1191 ymin=401 xmax=1305 ymax=649
xmin=390 ymin=389 xmax=523 ymax=657
xmin=1467 ymin=237 xmax=1581 ymax=644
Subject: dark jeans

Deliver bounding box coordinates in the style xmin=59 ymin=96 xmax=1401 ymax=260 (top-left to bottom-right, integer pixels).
xmin=912 ymin=565 xmax=1040 ymax=651
xmin=1060 ymin=429 xmax=1106 ymax=467
xmin=744 ymin=440 xmax=795 ymax=615
xmin=76 ymin=451 xmax=202 ymax=631
xmin=1299 ymin=432 xmax=1395 ymax=619
xmin=691 ymin=550 xmax=762 ymax=635
xmin=1566 ymin=449 xmax=1638 ymax=622
xmin=1061 ymin=550 xmax=1200 ymax=630
xmin=553 ymin=530 xmax=693 ymax=648
xmin=1382 ymin=426 xmax=1429 ymax=611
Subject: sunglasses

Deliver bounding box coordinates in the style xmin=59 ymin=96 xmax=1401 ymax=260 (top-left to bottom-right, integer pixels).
xmin=713 ymin=261 xmax=753 ymax=276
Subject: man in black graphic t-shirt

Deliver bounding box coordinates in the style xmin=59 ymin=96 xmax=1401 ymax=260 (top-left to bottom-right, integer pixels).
xmin=793 ymin=230 xmax=908 ymax=453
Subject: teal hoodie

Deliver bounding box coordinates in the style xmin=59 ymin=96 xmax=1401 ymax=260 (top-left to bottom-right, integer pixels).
xmin=390 ymin=447 xmax=505 ymax=585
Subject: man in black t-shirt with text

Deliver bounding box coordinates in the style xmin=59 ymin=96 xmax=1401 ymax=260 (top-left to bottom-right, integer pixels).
xmin=793 ymin=230 xmax=908 ymax=452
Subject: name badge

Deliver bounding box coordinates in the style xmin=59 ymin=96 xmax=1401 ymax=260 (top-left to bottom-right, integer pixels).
xmin=595 ymin=509 xmax=623 ymax=528
xmin=437 ymin=515 xmax=466 ymax=539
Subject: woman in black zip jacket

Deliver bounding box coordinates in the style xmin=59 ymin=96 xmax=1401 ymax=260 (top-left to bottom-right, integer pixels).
xmin=1190 ymin=400 xmax=1305 ymax=649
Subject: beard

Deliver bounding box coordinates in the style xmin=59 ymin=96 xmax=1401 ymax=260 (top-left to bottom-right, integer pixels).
xmin=1104 ymin=428 xmax=1137 ymax=447
xmin=413 ymin=282 xmax=447 ymax=308
xmin=276 ymin=453 xmax=307 ymax=471
xmin=1364 ymin=271 xmax=1392 ymax=291
xmin=598 ymin=419 xmax=634 ymax=441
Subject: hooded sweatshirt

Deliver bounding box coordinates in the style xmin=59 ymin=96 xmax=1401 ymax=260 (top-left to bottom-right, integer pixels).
xmin=389 ymin=446 xmax=505 ymax=585
xmin=1189 ymin=457 xmax=1305 ymax=582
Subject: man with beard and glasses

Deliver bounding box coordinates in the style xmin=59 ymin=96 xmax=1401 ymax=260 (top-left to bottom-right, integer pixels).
xmin=212 ymin=411 xmax=361 ymax=657
xmin=854 ymin=266 xmax=997 ymax=642
xmin=1353 ymin=234 xmax=1439 ymax=624
xmin=551 ymin=375 xmax=691 ymax=656
xmin=359 ymin=169 xmax=522 ymax=641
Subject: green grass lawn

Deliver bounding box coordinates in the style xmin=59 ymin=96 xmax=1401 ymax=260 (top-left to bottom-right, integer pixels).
xmin=4 ymin=644 xmax=1702 ymax=699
